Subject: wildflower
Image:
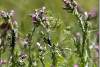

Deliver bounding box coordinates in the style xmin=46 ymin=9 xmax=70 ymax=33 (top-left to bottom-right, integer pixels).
xmin=32 ymin=14 xmax=39 ymax=24
xmin=0 ymin=10 xmax=8 ymax=18
xmin=73 ymin=64 xmax=78 ymax=67
xmin=63 ymin=0 xmax=71 ymax=5
xmin=31 ymin=7 xmax=46 ymax=24
xmin=87 ymin=8 xmax=97 ymax=20
xmin=0 ymin=59 xmax=7 ymax=65
xmin=63 ymin=0 xmax=73 ymax=10
xmin=9 ymin=10 xmax=18 ymax=38
xmin=0 ymin=10 xmax=12 ymax=32
xmin=9 ymin=10 xmax=18 ymax=28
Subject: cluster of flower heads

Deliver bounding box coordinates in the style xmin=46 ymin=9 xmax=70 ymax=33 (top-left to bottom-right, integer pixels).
xmin=0 ymin=10 xmax=16 ymax=22
xmin=30 ymin=7 xmax=47 ymax=25
xmin=63 ymin=0 xmax=97 ymax=20
xmin=0 ymin=10 xmax=18 ymax=39
xmin=0 ymin=10 xmax=18 ymax=31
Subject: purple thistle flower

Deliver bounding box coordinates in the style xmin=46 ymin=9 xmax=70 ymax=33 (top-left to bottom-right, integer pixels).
xmin=63 ymin=0 xmax=70 ymax=4
xmin=73 ymin=64 xmax=78 ymax=67
xmin=87 ymin=8 xmax=97 ymax=20
xmin=32 ymin=14 xmax=38 ymax=23
xmin=63 ymin=0 xmax=71 ymax=8
xmin=31 ymin=7 xmax=47 ymax=26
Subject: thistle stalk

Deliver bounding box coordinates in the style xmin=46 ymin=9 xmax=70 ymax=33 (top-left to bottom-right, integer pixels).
xmin=63 ymin=0 xmax=96 ymax=66
xmin=10 ymin=29 xmax=16 ymax=67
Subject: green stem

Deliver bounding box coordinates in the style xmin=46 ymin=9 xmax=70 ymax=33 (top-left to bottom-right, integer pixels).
xmin=28 ymin=26 xmax=36 ymax=67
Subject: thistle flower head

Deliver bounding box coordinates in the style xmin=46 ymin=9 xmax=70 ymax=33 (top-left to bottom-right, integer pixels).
xmin=87 ymin=8 xmax=97 ymax=20
xmin=31 ymin=6 xmax=47 ymax=25
xmin=63 ymin=0 xmax=79 ymax=13
xmin=0 ymin=10 xmax=9 ymax=21
xmin=73 ymin=64 xmax=78 ymax=67
xmin=32 ymin=14 xmax=38 ymax=23
xmin=63 ymin=0 xmax=71 ymax=4
xmin=63 ymin=0 xmax=72 ymax=9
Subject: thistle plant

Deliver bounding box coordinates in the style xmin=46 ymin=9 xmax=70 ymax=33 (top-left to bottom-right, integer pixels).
xmin=24 ymin=33 xmax=32 ymax=67
xmin=0 ymin=10 xmax=18 ymax=67
xmin=0 ymin=10 xmax=12 ymax=51
xmin=27 ymin=7 xmax=47 ymax=67
xmin=0 ymin=2 xmax=98 ymax=67
xmin=29 ymin=7 xmax=64 ymax=67
xmin=63 ymin=0 xmax=97 ymax=66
